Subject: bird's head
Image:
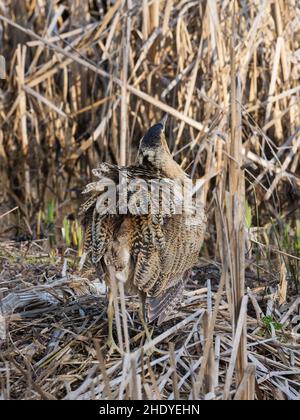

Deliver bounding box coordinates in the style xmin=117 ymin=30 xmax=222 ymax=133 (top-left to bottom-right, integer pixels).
xmin=137 ymin=115 xmax=188 ymax=180
xmin=137 ymin=115 xmax=171 ymax=166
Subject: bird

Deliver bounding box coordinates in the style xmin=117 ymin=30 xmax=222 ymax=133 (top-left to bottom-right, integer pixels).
xmin=79 ymin=116 xmax=207 ymax=352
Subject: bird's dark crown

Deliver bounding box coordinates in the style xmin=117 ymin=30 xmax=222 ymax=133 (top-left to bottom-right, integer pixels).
xmin=140 ymin=121 xmax=165 ymax=150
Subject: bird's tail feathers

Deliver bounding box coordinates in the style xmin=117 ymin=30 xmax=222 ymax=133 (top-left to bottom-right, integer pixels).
xmin=146 ymin=277 xmax=186 ymax=325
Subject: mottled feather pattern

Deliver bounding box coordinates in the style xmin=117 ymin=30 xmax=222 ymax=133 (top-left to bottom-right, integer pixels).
xmin=147 ymin=276 xmax=187 ymax=324
xmin=80 ymin=120 xmax=207 ymax=324
xmin=91 ymin=208 xmax=106 ymax=263
xmin=78 ymin=193 xmax=98 ymax=215
xmin=150 ymin=222 xmax=165 ymax=250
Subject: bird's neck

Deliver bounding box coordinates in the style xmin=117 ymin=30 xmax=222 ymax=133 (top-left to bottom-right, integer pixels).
xmin=138 ymin=145 xmax=188 ymax=182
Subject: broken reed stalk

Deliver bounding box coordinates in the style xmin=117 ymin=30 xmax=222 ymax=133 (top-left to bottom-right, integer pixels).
xmin=142 ymin=0 xmax=149 ymax=40
xmin=226 ymin=2 xmax=249 ymax=399
xmin=169 ymin=342 xmax=180 ymax=400
xmin=202 ymin=311 xmax=215 ymax=395
xmin=233 ymin=363 xmax=256 ymax=400
xmin=16 ymin=44 xmax=30 ymax=204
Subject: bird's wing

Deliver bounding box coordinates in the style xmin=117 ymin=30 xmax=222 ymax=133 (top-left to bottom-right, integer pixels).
xmin=143 ymin=211 xmax=206 ymax=324
xmin=130 ymin=215 xmax=163 ymax=291
xmin=81 ymin=206 xmax=121 ymax=264
xmin=79 ymin=164 xmax=162 ymax=267
xmin=79 ymin=163 xmax=123 ymax=264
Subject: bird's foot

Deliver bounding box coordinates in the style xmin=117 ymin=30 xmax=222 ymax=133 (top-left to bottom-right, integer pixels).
xmin=142 ymin=324 xmax=168 ymax=356
xmin=144 ymin=343 xmax=168 ymax=357
xmin=105 ymin=335 xmax=123 ymax=357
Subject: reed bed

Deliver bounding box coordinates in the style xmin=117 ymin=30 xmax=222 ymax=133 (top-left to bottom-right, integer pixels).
xmin=0 ymin=0 xmax=300 ymax=400
xmin=0 ymin=241 xmax=299 ymax=400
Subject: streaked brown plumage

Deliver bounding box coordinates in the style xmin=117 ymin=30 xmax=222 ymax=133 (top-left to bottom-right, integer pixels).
xmin=80 ymin=117 xmax=206 ymax=335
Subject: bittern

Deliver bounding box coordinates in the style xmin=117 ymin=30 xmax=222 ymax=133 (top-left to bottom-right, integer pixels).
xmin=79 ymin=116 xmax=206 ymax=352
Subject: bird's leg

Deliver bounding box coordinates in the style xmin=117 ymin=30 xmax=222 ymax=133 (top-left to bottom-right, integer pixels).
xmin=105 ymin=289 xmax=122 ymax=355
xmin=138 ymin=302 xmax=154 ymax=343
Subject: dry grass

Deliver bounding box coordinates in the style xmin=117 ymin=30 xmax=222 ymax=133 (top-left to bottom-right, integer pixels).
xmin=0 ymin=0 xmax=300 ymax=400
xmin=0 ymin=243 xmax=299 ymax=400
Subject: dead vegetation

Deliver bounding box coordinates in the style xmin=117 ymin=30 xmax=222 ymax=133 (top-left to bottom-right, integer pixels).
xmin=0 ymin=242 xmax=299 ymax=400
xmin=0 ymin=0 xmax=300 ymax=400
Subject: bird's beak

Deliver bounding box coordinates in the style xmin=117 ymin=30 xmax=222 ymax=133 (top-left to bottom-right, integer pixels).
xmin=159 ymin=114 xmax=168 ymax=130
xmin=158 ymin=114 xmax=171 ymax=154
